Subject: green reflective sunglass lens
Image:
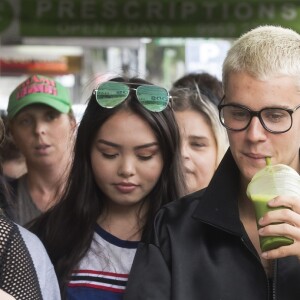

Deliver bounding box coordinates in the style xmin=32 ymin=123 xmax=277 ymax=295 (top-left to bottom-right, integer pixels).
xmin=136 ymin=85 xmax=169 ymax=112
xmin=96 ymin=82 xmax=129 ymax=108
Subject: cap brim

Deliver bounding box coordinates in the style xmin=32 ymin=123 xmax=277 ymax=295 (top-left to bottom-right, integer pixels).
xmin=8 ymin=95 xmax=70 ymax=119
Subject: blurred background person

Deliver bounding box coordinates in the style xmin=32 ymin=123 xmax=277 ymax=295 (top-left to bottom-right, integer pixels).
xmin=6 ymin=74 xmax=76 ymax=226
xmin=172 ymin=71 xmax=224 ymax=102
xmin=0 ymin=112 xmax=27 ymax=180
xmin=170 ymin=72 xmax=228 ymax=193
xmin=0 ymin=116 xmax=60 ymax=300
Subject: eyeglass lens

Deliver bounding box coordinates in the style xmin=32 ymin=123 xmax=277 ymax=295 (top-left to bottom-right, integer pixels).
xmin=95 ymin=82 xmax=130 ymax=108
xmin=136 ymin=85 xmax=169 ymax=112
xmin=220 ymin=105 xmax=292 ymax=133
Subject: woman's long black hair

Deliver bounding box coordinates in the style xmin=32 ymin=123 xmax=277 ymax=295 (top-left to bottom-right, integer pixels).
xmin=29 ymin=76 xmax=186 ymax=296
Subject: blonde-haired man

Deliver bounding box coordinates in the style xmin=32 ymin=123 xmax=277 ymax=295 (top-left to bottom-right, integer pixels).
xmin=125 ymin=25 xmax=300 ymax=300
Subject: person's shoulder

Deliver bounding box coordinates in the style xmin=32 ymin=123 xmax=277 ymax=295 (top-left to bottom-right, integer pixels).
xmin=17 ymin=225 xmax=61 ymax=299
xmin=157 ymin=189 xmax=205 ymax=222
xmin=17 ymin=224 xmax=54 ymax=271
xmin=17 ymin=225 xmax=48 ymax=256
xmin=17 ymin=225 xmax=48 ymax=253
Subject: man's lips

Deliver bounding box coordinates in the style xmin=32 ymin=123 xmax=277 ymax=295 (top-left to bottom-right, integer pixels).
xmin=245 ymin=153 xmax=269 ymax=159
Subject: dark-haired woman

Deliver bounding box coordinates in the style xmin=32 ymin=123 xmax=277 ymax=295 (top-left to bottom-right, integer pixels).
xmin=30 ymin=77 xmax=186 ymax=299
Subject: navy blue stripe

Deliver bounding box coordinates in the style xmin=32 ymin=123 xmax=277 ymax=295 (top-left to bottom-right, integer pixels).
xmin=70 ymin=275 xmax=127 ymax=287
xmin=95 ymin=224 xmax=139 ymax=249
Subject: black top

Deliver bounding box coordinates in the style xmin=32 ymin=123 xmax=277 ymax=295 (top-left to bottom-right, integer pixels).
xmin=124 ymin=149 xmax=300 ymax=300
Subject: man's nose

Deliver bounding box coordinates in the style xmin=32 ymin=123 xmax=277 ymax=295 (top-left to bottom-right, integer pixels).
xmin=245 ymin=116 xmax=267 ymax=141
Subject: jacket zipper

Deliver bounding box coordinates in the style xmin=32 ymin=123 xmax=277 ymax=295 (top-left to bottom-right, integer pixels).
xmin=240 ymin=237 xmax=271 ymax=299
xmin=271 ymin=260 xmax=277 ymax=300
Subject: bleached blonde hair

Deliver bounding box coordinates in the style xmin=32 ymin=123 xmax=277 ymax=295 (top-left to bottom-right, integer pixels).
xmin=222 ymin=25 xmax=300 ymax=90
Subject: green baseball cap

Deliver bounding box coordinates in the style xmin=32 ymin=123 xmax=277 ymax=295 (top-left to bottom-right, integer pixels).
xmin=7 ymin=74 xmax=72 ymax=119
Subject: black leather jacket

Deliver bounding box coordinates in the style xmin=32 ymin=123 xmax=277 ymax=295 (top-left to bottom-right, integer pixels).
xmin=125 ymin=150 xmax=300 ymax=300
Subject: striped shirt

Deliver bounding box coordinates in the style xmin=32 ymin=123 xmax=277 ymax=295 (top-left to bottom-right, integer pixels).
xmin=67 ymin=225 xmax=139 ymax=300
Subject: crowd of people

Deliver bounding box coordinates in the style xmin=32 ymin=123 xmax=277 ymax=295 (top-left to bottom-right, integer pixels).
xmin=1 ymin=24 xmax=300 ymax=299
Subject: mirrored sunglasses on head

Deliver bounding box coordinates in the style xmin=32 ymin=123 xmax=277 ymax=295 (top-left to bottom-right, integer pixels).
xmin=93 ymin=81 xmax=171 ymax=112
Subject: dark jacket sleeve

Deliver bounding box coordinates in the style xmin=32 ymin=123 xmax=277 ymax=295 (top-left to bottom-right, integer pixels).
xmin=124 ymin=196 xmax=197 ymax=300
xmin=124 ymin=242 xmax=171 ymax=300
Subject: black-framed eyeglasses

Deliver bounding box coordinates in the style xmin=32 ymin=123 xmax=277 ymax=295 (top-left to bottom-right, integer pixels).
xmin=93 ymin=81 xmax=171 ymax=112
xmin=218 ymin=96 xmax=300 ymax=134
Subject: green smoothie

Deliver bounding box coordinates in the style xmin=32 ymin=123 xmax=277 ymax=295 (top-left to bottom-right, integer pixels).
xmin=251 ymin=194 xmax=294 ymax=252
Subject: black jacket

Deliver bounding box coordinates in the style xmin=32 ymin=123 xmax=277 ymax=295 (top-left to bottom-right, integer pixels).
xmin=124 ymin=150 xmax=300 ymax=300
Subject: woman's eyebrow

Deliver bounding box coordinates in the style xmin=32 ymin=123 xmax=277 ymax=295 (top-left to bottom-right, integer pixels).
xmin=134 ymin=142 xmax=159 ymax=150
xmin=97 ymin=139 xmax=121 ymax=148
xmin=97 ymin=140 xmax=159 ymax=150
xmin=189 ymin=135 xmax=208 ymax=139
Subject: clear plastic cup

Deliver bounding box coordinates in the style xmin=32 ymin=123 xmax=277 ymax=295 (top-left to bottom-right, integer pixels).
xmin=246 ymin=163 xmax=300 ymax=252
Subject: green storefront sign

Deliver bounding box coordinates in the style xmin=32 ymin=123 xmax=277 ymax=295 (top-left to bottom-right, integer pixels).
xmin=2 ymin=0 xmax=300 ymax=38
xmin=0 ymin=0 xmax=13 ymax=33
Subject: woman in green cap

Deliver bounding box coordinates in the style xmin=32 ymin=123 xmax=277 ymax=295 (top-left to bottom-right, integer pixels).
xmin=6 ymin=74 xmax=77 ymax=225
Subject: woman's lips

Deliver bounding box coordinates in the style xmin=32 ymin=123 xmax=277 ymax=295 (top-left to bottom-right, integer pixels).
xmin=35 ymin=144 xmax=50 ymax=154
xmin=114 ymin=183 xmax=137 ymax=194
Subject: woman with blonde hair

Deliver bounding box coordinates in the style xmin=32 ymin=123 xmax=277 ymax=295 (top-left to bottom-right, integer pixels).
xmin=170 ymin=72 xmax=228 ymax=193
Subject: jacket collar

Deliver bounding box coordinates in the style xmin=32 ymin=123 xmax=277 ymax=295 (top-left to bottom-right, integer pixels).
xmin=192 ymin=149 xmax=244 ymax=236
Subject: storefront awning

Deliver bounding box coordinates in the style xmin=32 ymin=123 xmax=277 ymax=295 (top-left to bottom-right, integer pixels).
xmin=1 ymin=0 xmax=300 ymax=40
